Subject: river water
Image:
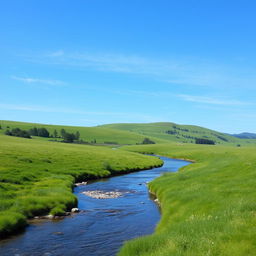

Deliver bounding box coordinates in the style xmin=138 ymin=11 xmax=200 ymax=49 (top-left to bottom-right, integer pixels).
xmin=0 ymin=156 xmax=190 ymax=256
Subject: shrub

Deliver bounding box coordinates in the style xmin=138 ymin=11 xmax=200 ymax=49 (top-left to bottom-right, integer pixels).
xmin=195 ymin=138 xmax=215 ymax=145
xmin=142 ymin=138 xmax=155 ymax=144
xmin=5 ymin=128 xmax=31 ymax=138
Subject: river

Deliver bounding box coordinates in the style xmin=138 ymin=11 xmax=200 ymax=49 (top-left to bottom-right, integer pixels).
xmin=0 ymin=156 xmax=190 ymax=256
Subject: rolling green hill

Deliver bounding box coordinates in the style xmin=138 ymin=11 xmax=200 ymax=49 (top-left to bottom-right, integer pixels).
xmin=0 ymin=134 xmax=162 ymax=237
xmin=99 ymin=122 xmax=255 ymax=145
xmin=1 ymin=120 xmax=255 ymax=146
xmin=0 ymin=120 xmax=167 ymax=145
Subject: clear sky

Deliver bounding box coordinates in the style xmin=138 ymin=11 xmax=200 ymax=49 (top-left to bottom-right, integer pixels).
xmin=0 ymin=0 xmax=256 ymax=133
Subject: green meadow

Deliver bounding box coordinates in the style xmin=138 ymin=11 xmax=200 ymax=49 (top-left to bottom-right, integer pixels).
xmin=0 ymin=120 xmax=167 ymax=145
xmin=1 ymin=119 xmax=256 ymax=255
xmin=0 ymin=134 xmax=162 ymax=238
xmin=119 ymin=143 xmax=256 ymax=256
xmin=3 ymin=120 xmax=255 ymax=146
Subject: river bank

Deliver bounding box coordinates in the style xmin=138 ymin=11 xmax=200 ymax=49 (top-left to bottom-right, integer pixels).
xmin=0 ymin=156 xmax=190 ymax=256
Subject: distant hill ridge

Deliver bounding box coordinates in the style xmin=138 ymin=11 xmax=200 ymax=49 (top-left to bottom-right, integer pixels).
xmin=1 ymin=120 xmax=255 ymax=145
xmin=231 ymin=132 xmax=256 ymax=139
xmin=99 ymin=122 xmax=255 ymax=145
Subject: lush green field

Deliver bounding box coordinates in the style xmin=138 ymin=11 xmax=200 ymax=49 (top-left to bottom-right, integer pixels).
xmin=100 ymin=122 xmax=256 ymax=145
xmin=0 ymin=120 xmax=167 ymax=145
xmin=119 ymin=143 xmax=256 ymax=256
xmin=0 ymin=134 xmax=162 ymax=238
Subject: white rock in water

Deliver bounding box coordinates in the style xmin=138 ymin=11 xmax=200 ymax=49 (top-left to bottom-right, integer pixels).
xmin=71 ymin=208 xmax=80 ymax=213
xmin=82 ymin=190 xmax=123 ymax=199
xmin=75 ymin=181 xmax=87 ymax=186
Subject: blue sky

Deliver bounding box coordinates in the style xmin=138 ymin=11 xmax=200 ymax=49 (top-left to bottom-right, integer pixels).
xmin=0 ymin=0 xmax=256 ymax=133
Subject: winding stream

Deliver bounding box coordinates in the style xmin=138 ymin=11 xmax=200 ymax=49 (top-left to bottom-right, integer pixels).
xmin=0 ymin=156 xmax=190 ymax=256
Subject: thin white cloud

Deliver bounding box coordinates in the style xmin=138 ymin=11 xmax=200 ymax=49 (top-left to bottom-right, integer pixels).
xmin=0 ymin=103 xmax=161 ymax=122
xmin=47 ymin=50 xmax=64 ymax=57
xmin=24 ymin=50 xmax=256 ymax=90
xmin=108 ymin=89 xmax=253 ymax=107
xmin=177 ymin=94 xmax=250 ymax=106
xmin=12 ymin=76 xmax=66 ymax=86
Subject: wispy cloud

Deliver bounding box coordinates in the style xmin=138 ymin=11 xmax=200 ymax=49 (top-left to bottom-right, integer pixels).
xmin=177 ymin=94 xmax=251 ymax=106
xmin=47 ymin=50 xmax=64 ymax=57
xmin=0 ymin=103 xmax=161 ymax=122
xmin=24 ymin=50 xmax=256 ymax=89
xmin=12 ymin=76 xmax=66 ymax=86
xmin=108 ymin=89 xmax=252 ymax=107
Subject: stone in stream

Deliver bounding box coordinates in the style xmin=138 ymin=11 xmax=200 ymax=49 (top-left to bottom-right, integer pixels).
xmin=74 ymin=181 xmax=87 ymax=186
xmin=81 ymin=190 xmax=123 ymax=199
xmin=71 ymin=208 xmax=80 ymax=213
xmin=52 ymin=231 xmax=64 ymax=235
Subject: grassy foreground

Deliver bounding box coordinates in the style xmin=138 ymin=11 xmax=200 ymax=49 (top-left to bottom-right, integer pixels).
xmin=0 ymin=134 xmax=162 ymax=238
xmin=119 ymin=143 xmax=256 ymax=256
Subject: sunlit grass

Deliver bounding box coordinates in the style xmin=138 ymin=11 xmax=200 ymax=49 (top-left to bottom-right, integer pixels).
xmin=119 ymin=143 xmax=256 ymax=256
xmin=0 ymin=134 xmax=162 ymax=237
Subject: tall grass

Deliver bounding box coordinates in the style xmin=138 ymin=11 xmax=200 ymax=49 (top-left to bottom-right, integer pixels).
xmin=0 ymin=134 xmax=162 ymax=238
xmin=119 ymin=143 xmax=256 ymax=256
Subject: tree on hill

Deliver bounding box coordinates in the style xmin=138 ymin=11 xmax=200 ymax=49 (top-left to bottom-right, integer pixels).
xmin=60 ymin=129 xmax=66 ymax=138
xmin=28 ymin=127 xmax=50 ymax=137
xmin=195 ymin=138 xmax=215 ymax=145
xmin=142 ymin=138 xmax=156 ymax=144
xmin=29 ymin=127 xmax=38 ymax=136
xmin=75 ymin=131 xmax=80 ymax=140
xmin=5 ymin=128 xmax=31 ymax=139
xmin=62 ymin=132 xmax=76 ymax=143
xmin=53 ymin=129 xmax=58 ymax=138
xmin=37 ymin=128 xmax=50 ymax=137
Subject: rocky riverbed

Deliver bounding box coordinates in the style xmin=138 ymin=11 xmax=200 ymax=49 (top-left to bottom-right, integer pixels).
xmin=81 ymin=190 xmax=124 ymax=199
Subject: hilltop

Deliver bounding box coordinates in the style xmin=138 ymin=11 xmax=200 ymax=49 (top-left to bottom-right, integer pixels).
xmin=0 ymin=120 xmax=166 ymax=145
xmin=99 ymin=122 xmax=255 ymax=145
xmin=1 ymin=120 xmax=255 ymax=146
xmin=231 ymin=132 xmax=256 ymax=139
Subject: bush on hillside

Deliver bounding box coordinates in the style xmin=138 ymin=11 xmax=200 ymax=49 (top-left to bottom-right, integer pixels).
xmin=142 ymin=138 xmax=156 ymax=144
xmin=29 ymin=127 xmax=50 ymax=138
xmin=60 ymin=129 xmax=81 ymax=143
xmin=195 ymin=138 xmax=215 ymax=145
xmin=5 ymin=128 xmax=31 ymax=139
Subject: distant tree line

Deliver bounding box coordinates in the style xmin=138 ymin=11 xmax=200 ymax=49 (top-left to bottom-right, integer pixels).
xmin=172 ymin=125 xmax=189 ymax=132
xmin=166 ymin=130 xmax=177 ymax=135
xmin=4 ymin=126 xmax=81 ymax=143
xmin=5 ymin=128 xmax=31 ymax=138
xmin=60 ymin=129 xmax=80 ymax=143
xmin=195 ymin=138 xmax=215 ymax=145
xmin=215 ymin=135 xmax=229 ymax=142
xmin=29 ymin=127 xmax=50 ymax=137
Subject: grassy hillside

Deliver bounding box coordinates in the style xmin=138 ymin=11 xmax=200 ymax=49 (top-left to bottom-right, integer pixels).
xmin=0 ymin=120 xmax=167 ymax=145
xmin=100 ymin=122 xmax=255 ymax=145
xmin=119 ymin=143 xmax=256 ymax=256
xmin=0 ymin=134 xmax=162 ymax=238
